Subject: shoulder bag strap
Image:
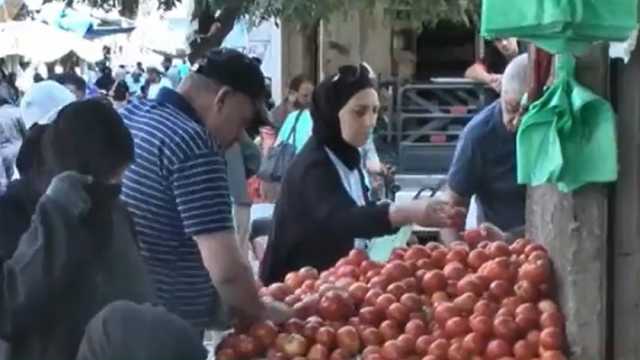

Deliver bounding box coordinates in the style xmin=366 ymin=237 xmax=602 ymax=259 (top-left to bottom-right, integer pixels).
xmin=284 ymin=110 xmax=304 ymax=146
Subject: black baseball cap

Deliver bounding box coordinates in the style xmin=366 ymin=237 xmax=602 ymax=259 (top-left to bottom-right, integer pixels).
xmin=196 ymin=48 xmax=270 ymax=126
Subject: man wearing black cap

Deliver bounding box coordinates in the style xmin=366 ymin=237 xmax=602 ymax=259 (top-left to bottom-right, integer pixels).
xmin=120 ymin=48 xmax=289 ymax=333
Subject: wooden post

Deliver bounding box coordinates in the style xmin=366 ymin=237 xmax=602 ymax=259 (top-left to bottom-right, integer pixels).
xmin=525 ymin=44 xmax=609 ymax=360
xmin=611 ymin=43 xmax=640 ymax=359
xmin=280 ymin=21 xmax=317 ymax=98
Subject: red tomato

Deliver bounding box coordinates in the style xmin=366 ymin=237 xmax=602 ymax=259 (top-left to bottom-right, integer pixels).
xmin=386 ymin=302 xmax=410 ymax=325
xmin=488 ymin=242 xmax=511 ymax=259
xmin=468 ymin=249 xmax=491 ymax=270
xmin=415 ymin=335 xmax=435 ymax=356
xmin=400 ymin=293 xmax=423 ymax=312
xmin=428 ymin=339 xmax=450 ymax=358
xmin=362 ymin=345 xmax=382 ymax=357
xmin=513 ymin=339 xmax=536 ymax=359
xmin=381 ymin=261 xmax=412 ymax=282
xmin=445 ymin=317 xmax=471 ymax=338
xmin=538 ymin=299 xmax=559 ymax=314
xmin=404 ymin=246 xmax=430 ymax=262
xmin=458 ymin=275 xmax=484 ymax=297
xmin=359 ymin=306 xmax=384 ymax=326
xmin=268 ymin=283 xmax=293 ymax=301
xmin=486 ymin=339 xmax=513 ymax=359
xmin=285 ymin=272 xmax=304 ymax=289
xmin=307 ymin=344 xmax=330 ymax=360
xmin=361 ymin=327 xmax=385 ymax=347
xmin=463 ymin=229 xmax=484 ymax=248
xmin=364 ymin=289 xmax=384 ymax=307
xmin=249 ymin=321 xmax=278 ymax=348
xmin=386 ymin=282 xmax=408 ymax=299
xmin=447 ymin=248 xmax=469 ymax=265
xmin=405 ymin=319 xmax=428 ymax=338
xmin=519 ymin=259 xmax=552 ymax=286
xmin=539 ymin=327 xmax=564 ymax=350
xmin=318 ymin=290 xmax=355 ymax=322
xmin=448 ymin=341 xmax=471 ymax=360
xmin=453 ymin=293 xmax=479 ymax=315
xmin=329 ymin=348 xmax=351 ymax=360
xmin=336 ymin=326 xmax=361 ymax=355
xmin=422 ymin=270 xmax=447 ymax=293
xmin=315 ymin=326 xmax=337 ymax=350
xmin=494 ymin=316 xmax=520 ymax=343
xmin=462 ymin=332 xmax=487 ymax=355
xmin=379 ymin=320 xmax=401 ymax=341
xmin=381 ymin=340 xmax=405 ymax=359
xmin=540 ymin=350 xmax=568 ymax=360
xmin=444 ymin=261 xmax=467 ymax=281
xmin=540 ymin=311 xmax=565 ymax=329
xmin=469 ymin=315 xmax=493 ymax=337
xmin=434 ymin=302 xmax=461 ymax=326
xmin=474 ymin=300 xmax=499 ymax=317
xmin=489 ymin=280 xmax=513 ymax=300
xmin=375 ymin=294 xmax=397 ymax=313
xmin=396 ymin=334 xmax=416 ymax=354
xmin=348 ymin=282 xmax=369 ymax=305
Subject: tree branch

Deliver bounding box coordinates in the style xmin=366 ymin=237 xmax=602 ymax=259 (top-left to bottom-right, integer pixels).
xmin=187 ymin=1 xmax=246 ymax=63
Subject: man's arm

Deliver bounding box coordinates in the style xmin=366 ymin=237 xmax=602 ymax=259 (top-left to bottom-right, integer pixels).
xmin=194 ymin=231 xmax=264 ymax=321
xmin=465 ymin=63 xmax=492 ymax=84
xmin=441 ymin=121 xmax=481 ymax=243
xmin=171 ymin=150 xmax=290 ymax=326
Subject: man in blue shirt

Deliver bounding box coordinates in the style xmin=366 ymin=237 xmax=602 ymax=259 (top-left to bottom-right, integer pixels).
xmin=120 ymin=48 xmax=291 ymax=331
xmin=445 ymin=54 xmax=529 ymax=237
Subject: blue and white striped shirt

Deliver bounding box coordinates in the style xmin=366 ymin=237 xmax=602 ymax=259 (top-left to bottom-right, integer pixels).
xmin=120 ymin=88 xmax=233 ymax=329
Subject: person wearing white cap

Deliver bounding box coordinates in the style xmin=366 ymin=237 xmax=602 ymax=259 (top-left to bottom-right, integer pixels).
xmin=9 ymin=81 xmax=76 ymax=181
xmin=20 ymin=81 xmax=76 ymax=130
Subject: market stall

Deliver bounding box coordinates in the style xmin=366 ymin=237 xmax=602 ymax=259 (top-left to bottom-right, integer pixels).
xmin=214 ymin=237 xmax=567 ymax=359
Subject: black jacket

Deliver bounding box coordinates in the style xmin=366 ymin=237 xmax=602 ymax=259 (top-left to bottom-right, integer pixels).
xmin=260 ymin=137 xmax=395 ymax=284
xmin=0 ymin=185 xmax=154 ymax=360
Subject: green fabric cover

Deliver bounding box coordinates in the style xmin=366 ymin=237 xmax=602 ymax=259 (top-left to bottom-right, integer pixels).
xmin=481 ymin=0 xmax=638 ymax=54
xmin=516 ymin=55 xmax=618 ymax=192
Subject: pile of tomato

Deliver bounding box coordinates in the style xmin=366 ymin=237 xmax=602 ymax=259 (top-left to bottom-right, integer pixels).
xmin=216 ymin=235 xmax=567 ymax=360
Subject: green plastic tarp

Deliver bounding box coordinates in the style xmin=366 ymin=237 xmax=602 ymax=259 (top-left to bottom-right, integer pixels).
xmin=481 ymin=0 xmax=638 ymax=54
xmin=516 ymin=55 xmax=618 ymax=192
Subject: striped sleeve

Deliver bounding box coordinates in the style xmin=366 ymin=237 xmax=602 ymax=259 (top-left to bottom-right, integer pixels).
xmin=170 ymin=150 xmax=234 ymax=236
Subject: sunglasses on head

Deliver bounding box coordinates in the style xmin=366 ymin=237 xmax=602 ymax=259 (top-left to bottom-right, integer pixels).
xmin=332 ymin=62 xmax=375 ymax=83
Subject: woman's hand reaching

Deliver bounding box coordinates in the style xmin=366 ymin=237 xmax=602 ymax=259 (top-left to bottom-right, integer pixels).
xmin=421 ymin=198 xmax=467 ymax=229
xmin=389 ymin=198 xmax=466 ymax=230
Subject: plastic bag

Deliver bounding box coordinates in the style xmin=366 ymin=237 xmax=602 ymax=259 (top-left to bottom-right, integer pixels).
xmin=367 ymin=226 xmax=413 ymax=262
xmin=517 ymin=55 xmax=618 ymax=192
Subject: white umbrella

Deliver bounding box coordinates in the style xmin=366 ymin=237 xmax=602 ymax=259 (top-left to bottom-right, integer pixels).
xmin=0 ymin=20 xmax=102 ymax=62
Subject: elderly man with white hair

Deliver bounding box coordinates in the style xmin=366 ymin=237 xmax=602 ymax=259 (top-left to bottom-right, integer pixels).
xmin=445 ymin=54 xmax=530 ymax=241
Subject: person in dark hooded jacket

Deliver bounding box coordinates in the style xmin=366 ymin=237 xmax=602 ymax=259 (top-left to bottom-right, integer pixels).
xmin=259 ymin=64 xmax=466 ymax=284
xmin=76 ymin=301 xmax=207 ymax=360
xmin=0 ymin=99 xmax=154 ymax=360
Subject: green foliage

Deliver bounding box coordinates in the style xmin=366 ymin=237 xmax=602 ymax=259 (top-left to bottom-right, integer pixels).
xmin=194 ymin=0 xmax=480 ymax=28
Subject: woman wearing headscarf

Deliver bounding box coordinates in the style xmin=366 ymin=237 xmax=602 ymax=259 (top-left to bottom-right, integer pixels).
xmin=260 ymin=64 xmax=466 ymax=284
xmin=0 ymin=99 xmax=153 ymax=360
xmin=76 ymin=301 xmax=207 ymax=360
